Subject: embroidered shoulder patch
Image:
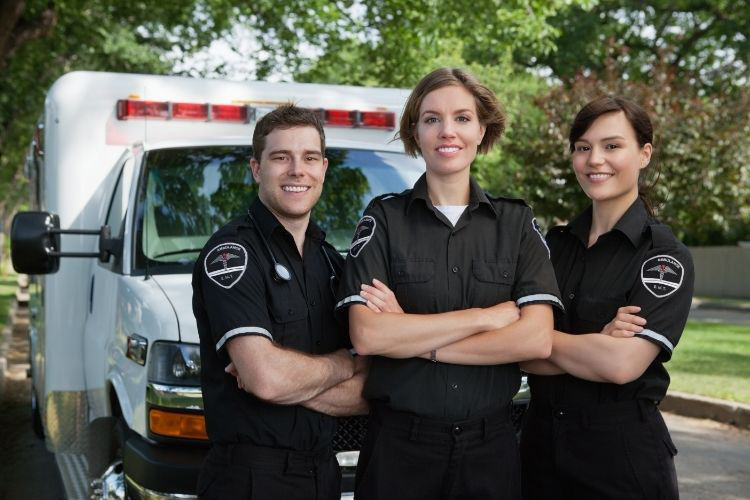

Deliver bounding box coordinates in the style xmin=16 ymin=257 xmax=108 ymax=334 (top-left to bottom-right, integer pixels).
xmin=349 ymin=215 xmax=376 ymax=258
xmin=204 ymin=242 xmax=248 ymax=289
xmin=641 ymin=254 xmax=684 ymax=298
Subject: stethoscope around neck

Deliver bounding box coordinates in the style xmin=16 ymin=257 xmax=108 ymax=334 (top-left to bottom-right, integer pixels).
xmin=247 ymin=211 xmax=338 ymax=293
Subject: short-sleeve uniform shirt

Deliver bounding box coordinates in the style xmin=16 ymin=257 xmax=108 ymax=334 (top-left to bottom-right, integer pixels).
xmin=529 ymin=198 xmax=695 ymax=405
xmin=336 ymin=174 xmax=563 ymax=420
xmin=192 ymin=197 xmax=348 ymax=451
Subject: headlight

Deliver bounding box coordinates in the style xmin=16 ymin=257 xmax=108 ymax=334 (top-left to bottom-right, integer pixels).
xmin=147 ymin=342 xmax=201 ymax=386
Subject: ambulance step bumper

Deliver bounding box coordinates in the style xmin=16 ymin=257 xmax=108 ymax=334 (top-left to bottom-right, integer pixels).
xmin=123 ymin=433 xmax=207 ymax=499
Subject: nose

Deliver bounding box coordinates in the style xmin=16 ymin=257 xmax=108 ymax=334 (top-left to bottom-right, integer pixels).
xmin=588 ymin=145 xmax=605 ymax=166
xmin=439 ymin=120 xmax=456 ymax=138
xmin=288 ymin=156 xmax=303 ymax=176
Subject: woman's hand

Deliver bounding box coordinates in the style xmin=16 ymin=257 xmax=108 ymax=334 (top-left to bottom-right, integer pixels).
xmin=600 ymin=306 xmax=646 ymax=338
xmin=360 ymin=279 xmax=403 ymax=313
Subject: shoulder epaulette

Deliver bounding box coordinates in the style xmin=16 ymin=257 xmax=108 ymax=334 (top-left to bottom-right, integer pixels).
xmin=648 ymin=223 xmax=676 ymax=249
xmin=364 ymin=189 xmax=410 ymax=211
xmin=485 ymin=192 xmax=530 ymax=207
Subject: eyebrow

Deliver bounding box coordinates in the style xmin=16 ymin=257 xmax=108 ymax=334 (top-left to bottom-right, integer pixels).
xmin=575 ymin=135 xmax=626 ymax=143
xmin=420 ymin=108 xmax=476 ymax=117
xmin=267 ymin=149 xmax=322 ymax=156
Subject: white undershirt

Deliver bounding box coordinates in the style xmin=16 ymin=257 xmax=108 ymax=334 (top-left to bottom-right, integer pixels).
xmin=435 ymin=205 xmax=468 ymax=226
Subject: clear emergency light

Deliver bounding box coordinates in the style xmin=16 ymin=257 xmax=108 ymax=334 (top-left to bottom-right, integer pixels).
xmin=116 ymin=99 xmax=396 ymax=129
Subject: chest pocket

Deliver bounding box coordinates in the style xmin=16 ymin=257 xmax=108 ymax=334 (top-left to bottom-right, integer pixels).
xmin=471 ymin=259 xmax=514 ymax=306
xmin=268 ymin=286 xmax=308 ymax=348
xmin=573 ymin=294 xmax=622 ymax=332
xmin=392 ymin=259 xmax=435 ymax=313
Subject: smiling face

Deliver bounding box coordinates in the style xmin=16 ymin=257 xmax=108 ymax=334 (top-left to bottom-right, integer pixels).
xmin=415 ymin=84 xmax=486 ymax=177
xmin=571 ymin=110 xmax=652 ymax=209
xmin=250 ymin=126 xmax=328 ymax=225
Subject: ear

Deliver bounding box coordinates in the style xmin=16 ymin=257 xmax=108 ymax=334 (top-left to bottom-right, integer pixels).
xmin=478 ymin=123 xmax=487 ymax=149
xmin=639 ymin=143 xmax=653 ymax=170
xmin=322 ymin=157 xmax=329 ymax=176
xmin=250 ymin=158 xmax=262 ymax=183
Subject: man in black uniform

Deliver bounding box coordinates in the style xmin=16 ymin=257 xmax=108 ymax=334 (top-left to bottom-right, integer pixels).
xmin=335 ymin=173 xmax=564 ymax=499
xmin=192 ymin=105 xmax=367 ymax=500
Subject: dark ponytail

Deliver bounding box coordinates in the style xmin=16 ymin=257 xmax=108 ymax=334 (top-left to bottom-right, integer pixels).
xmin=569 ymin=96 xmax=658 ymax=215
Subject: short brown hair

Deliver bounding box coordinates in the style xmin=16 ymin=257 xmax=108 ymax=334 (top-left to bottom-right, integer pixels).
xmin=252 ymin=104 xmax=325 ymax=160
xmin=398 ymin=68 xmax=506 ymax=157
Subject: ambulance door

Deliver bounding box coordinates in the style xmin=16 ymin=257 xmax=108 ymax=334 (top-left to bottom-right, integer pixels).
xmin=83 ymin=155 xmax=132 ymax=420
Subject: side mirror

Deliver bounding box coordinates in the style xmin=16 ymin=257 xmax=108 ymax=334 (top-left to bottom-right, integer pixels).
xmin=11 ymin=211 xmax=61 ymax=274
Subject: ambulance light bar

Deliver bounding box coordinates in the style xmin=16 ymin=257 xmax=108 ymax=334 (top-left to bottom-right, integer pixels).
xmin=116 ymin=99 xmax=395 ymax=129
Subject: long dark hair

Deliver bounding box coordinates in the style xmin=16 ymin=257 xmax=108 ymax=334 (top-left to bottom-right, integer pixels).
xmin=569 ymin=96 xmax=657 ymax=215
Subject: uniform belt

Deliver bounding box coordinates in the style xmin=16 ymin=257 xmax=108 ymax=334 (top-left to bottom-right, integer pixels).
xmin=371 ymin=402 xmax=512 ymax=442
xmin=209 ymin=442 xmax=334 ymax=470
xmin=528 ymin=398 xmax=658 ymax=424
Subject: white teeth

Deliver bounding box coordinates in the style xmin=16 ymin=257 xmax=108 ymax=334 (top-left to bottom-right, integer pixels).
xmin=438 ymin=147 xmax=460 ymax=153
xmin=282 ymin=185 xmax=309 ymax=192
xmin=588 ymin=173 xmax=612 ymax=181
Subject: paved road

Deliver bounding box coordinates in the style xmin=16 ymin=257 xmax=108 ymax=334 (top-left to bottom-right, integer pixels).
xmin=689 ymin=307 xmax=750 ymax=326
xmin=667 ymin=412 xmax=750 ymax=499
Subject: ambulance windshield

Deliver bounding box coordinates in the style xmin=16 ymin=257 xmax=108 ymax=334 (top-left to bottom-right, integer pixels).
xmin=133 ymin=145 xmax=424 ymax=273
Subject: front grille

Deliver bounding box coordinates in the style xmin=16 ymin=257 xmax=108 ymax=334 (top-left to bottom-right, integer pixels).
xmin=333 ymin=415 xmax=368 ymax=452
xmin=333 ymin=400 xmax=529 ymax=452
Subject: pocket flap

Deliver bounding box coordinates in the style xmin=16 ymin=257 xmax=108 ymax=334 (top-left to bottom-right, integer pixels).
xmin=472 ymin=260 xmax=514 ymax=284
xmin=393 ymin=260 xmax=435 ymax=284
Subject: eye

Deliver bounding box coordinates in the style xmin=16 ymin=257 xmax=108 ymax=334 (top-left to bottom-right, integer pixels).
xmin=574 ymin=144 xmax=590 ymax=152
xmin=424 ymin=116 xmax=438 ymax=124
xmin=605 ymin=143 xmax=620 ymax=150
xmin=456 ymin=115 xmax=470 ymax=122
xmin=272 ymin=154 xmax=287 ymax=161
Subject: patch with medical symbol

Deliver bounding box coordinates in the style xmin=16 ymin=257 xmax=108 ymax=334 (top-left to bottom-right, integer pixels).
xmin=349 ymin=216 xmax=376 ymax=258
xmin=641 ymin=254 xmax=684 ymax=298
xmin=204 ymin=242 xmax=248 ymax=289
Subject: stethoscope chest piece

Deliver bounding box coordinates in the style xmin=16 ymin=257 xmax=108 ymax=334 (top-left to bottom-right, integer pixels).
xmin=274 ymin=263 xmax=292 ymax=282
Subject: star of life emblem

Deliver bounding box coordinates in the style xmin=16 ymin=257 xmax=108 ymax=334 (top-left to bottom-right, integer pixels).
xmin=641 ymin=254 xmax=684 ymax=298
xmin=204 ymin=242 xmax=248 ymax=289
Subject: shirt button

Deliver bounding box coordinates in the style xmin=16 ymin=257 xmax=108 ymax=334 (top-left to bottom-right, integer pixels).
xmin=451 ymin=382 xmax=459 ymax=390
xmin=568 ymin=293 xmax=575 ymax=300
xmin=288 ymin=308 xmax=294 ymax=316
xmin=310 ymin=299 xmax=316 ymax=307
xmin=315 ymin=340 xmax=321 ymax=347
xmin=502 ymin=271 xmax=509 ymax=278
xmin=452 ymin=425 xmax=462 ymax=435
xmin=555 ymin=410 xmax=565 ymax=419
xmin=452 ymin=266 xmax=459 ymax=273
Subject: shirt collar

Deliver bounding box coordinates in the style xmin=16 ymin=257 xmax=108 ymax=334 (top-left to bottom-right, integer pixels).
xmin=248 ymin=197 xmax=325 ymax=243
xmin=406 ymin=173 xmax=498 ymax=217
xmin=568 ymin=198 xmax=648 ymax=247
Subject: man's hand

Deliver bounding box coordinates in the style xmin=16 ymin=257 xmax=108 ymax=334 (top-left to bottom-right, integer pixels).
xmin=600 ymin=306 xmax=646 ymax=338
xmin=480 ymin=301 xmax=521 ymax=331
xmin=360 ymin=279 xmax=403 ymax=313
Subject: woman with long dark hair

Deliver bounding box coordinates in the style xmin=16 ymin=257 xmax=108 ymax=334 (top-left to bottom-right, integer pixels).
xmin=520 ymin=96 xmax=694 ymax=499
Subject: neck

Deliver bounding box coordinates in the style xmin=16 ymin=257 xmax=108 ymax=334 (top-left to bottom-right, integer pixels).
xmin=425 ymin=170 xmax=471 ymax=206
xmin=589 ymin=190 xmax=639 ymax=247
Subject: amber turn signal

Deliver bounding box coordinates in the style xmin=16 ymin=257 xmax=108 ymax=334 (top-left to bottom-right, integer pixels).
xmin=149 ymin=409 xmax=208 ymax=440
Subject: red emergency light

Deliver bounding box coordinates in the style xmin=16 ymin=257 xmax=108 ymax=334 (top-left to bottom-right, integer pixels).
xmin=116 ymin=99 xmax=396 ymax=129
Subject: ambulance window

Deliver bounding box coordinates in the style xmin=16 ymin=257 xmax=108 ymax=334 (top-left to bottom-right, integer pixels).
xmin=105 ymin=159 xmax=130 ymax=236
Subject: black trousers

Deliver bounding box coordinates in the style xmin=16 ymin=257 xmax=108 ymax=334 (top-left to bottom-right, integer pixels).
xmin=520 ymin=399 xmax=679 ymax=500
xmin=355 ymin=404 xmax=520 ymax=500
xmin=197 ymin=442 xmax=341 ymax=500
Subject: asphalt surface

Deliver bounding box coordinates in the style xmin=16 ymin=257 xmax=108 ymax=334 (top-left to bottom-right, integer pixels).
xmin=667 ymin=412 xmax=750 ymax=500
xmin=688 ymin=307 xmax=750 ymax=326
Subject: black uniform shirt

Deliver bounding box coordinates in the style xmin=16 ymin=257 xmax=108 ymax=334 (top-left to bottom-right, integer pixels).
xmin=529 ymin=198 xmax=695 ymax=405
xmin=336 ymin=174 xmax=562 ymax=420
xmin=192 ymin=197 xmax=347 ymax=451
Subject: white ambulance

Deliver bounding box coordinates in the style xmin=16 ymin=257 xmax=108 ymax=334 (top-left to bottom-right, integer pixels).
xmin=10 ymin=71 xmax=426 ymax=499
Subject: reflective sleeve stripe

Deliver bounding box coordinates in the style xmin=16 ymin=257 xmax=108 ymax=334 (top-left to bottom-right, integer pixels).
xmin=635 ymin=329 xmax=674 ymax=352
xmin=216 ymin=326 xmax=273 ymax=351
xmin=335 ymin=295 xmax=367 ymax=309
xmin=517 ymin=293 xmax=564 ymax=310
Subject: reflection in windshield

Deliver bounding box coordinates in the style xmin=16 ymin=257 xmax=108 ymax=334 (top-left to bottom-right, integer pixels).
xmin=134 ymin=146 xmax=424 ymax=272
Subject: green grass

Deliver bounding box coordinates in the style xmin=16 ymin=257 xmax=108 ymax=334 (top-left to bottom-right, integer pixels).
xmin=669 ymin=321 xmax=750 ymax=403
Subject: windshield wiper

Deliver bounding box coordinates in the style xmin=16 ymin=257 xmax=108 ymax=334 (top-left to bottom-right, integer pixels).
xmin=151 ymin=248 xmax=204 ymax=259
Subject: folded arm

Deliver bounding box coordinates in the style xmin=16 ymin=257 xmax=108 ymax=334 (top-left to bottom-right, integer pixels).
xmin=226 ymin=336 xmax=354 ymax=405
xmin=420 ymin=304 xmax=553 ymax=365
xmin=301 ymin=356 xmax=370 ymax=416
